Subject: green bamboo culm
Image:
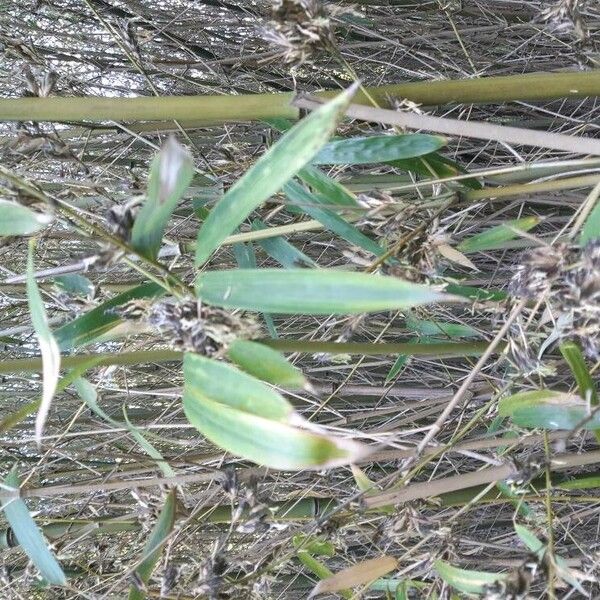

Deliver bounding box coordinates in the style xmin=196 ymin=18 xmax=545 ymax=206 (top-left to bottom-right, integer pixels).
xmin=0 ymin=72 xmax=599 ymax=124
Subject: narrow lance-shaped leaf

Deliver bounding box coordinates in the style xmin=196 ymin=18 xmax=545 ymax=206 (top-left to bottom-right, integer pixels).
xmin=227 ymin=339 xmax=307 ymax=388
xmin=458 ymin=216 xmax=540 ymax=253
xmin=1 ymin=468 xmax=66 ymax=586
xmin=284 ymin=180 xmax=385 ymax=257
xmin=0 ymin=199 xmax=52 ymax=236
xmin=312 ymin=134 xmax=446 ymax=165
xmin=560 ymin=342 xmax=600 ymax=442
xmin=128 ymin=489 xmax=177 ymax=600
xmin=581 ymin=197 xmax=600 ymax=244
xmin=54 ymin=282 xmax=164 ymax=350
xmin=251 ymin=219 xmax=317 ymax=268
xmin=499 ymin=389 xmax=600 ymax=430
xmin=27 ymin=241 xmax=60 ymax=446
xmin=183 ymin=353 xmax=369 ymax=470
xmin=197 ymin=268 xmax=452 ymax=315
xmin=131 ymin=137 xmax=194 ymax=260
xmin=434 ymin=560 xmax=505 ymax=594
xmin=73 ymin=378 xmax=175 ymax=478
xmin=195 ymin=84 xmax=359 ymax=266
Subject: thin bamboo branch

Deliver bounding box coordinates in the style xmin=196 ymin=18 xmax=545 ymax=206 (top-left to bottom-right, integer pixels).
xmin=0 ymin=71 xmax=599 ymax=123
xmin=0 ymin=341 xmax=491 ymax=375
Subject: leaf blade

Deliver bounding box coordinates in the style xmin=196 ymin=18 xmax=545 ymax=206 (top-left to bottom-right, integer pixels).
xmin=197 ymin=269 xmax=450 ymax=315
xmin=227 ymin=340 xmax=307 ymax=388
xmin=2 ymin=469 xmax=66 ymax=586
xmin=313 ymin=134 xmax=446 ymax=165
xmin=0 ymin=200 xmax=52 ymax=236
xmin=131 ymin=137 xmax=194 ymax=260
xmin=27 ymin=241 xmax=61 ymax=446
xmin=195 ymin=85 xmax=357 ymax=265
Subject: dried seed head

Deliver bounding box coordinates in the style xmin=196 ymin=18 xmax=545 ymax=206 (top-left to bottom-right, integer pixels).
xmin=116 ymin=299 xmax=261 ymax=355
xmin=262 ymin=0 xmax=335 ymax=64
xmin=508 ymin=240 xmax=600 ymax=361
xmin=105 ymin=197 xmax=143 ymax=242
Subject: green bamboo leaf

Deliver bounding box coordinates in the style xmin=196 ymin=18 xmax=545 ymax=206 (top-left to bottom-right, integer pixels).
xmin=284 ymin=180 xmax=385 ymax=257
xmin=185 ymin=353 xmax=294 ymax=421
xmin=292 ymin=535 xmax=336 ymax=557
xmin=312 ymin=134 xmax=446 ymax=165
xmin=444 ymin=283 xmax=507 ymax=302
xmin=514 ymin=525 xmax=585 ymax=593
xmin=405 ymin=315 xmax=480 ymax=338
xmin=27 ymin=241 xmax=61 ymax=446
xmin=128 ymin=489 xmax=177 ymax=600
xmin=233 ymin=242 xmax=278 ymax=338
xmin=499 ymin=390 xmax=600 ymax=430
xmin=499 ymin=389 xmax=573 ymax=417
xmin=73 ymin=378 xmax=175 ymax=478
xmin=560 ymin=342 xmax=600 ymax=459
xmin=183 ymin=353 xmax=368 ymax=470
xmin=227 ymin=340 xmax=307 ymax=388
xmin=458 ymin=217 xmax=540 ymax=253
xmin=195 ymin=85 xmax=358 ymax=266
xmin=54 ymin=282 xmax=164 ymax=350
xmin=53 ymin=274 xmax=95 ymax=298
xmin=514 ymin=524 xmax=545 ymax=557
xmin=0 ymin=199 xmax=52 ymax=236
xmin=197 ymin=269 xmax=450 ymax=315
xmin=0 ymin=356 xmax=103 ymax=434
xmin=1 ymin=469 xmax=66 ymax=586
xmin=560 ymin=342 xmax=598 ymax=406
xmin=298 ymin=165 xmax=358 ymax=208
xmin=388 ymin=153 xmax=483 ymax=190
xmin=434 ymin=560 xmax=504 ymax=594
xmin=131 ymin=137 xmax=194 ymax=260
xmin=581 ymin=198 xmax=600 ymax=244
xmin=386 ymin=353 xmax=411 ymax=382
xmin=252 ymin=219 xmax=317 ymax=268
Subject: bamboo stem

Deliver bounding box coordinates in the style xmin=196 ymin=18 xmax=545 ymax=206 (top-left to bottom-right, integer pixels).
xmin=0 ymin=341 xmax=490 ymax=374
xmin=0 ymin=72 xmax=598 ymax=123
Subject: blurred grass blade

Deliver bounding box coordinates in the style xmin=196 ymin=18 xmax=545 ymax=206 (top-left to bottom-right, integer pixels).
xmin=54 ymin=282 xmax=164 ymax=350
xmin=298 ymin=165 xmax=358 ymax=208
xmin=2 ymin=468 xmax=66 ymax=586
xmin=183 ymin=353 xmax=369 ymax=469
xmin=514 ymin=524 xmax=545 ymax=557
xmin=73 ymin=378 xmax=175 ymax=478
xmin=434 ymin=560 xmax=504 ymax=594
xmin=53 ymin=274 xmax=94 ymax=298
xmin=312 ymin=134 xmax=446 ymax=165
xmin=233 ymin=241 xmax=278 ymax=337
xmin=457 ymin=216 xmax=540 ymax=253
xmin=285 ymin=181 xmax=385 ymax=257
xmin=406 ymin=315 xmax=480 ymax=338
xmin=195 ymin=85 xmax=358 ymax=266
xmin=227 ymin=339 xmax=307 ymax=388
xmin=0 ymin=199 xmax=52 ymax=236
xmin=252 ymin=219 xmax=317 ymax=268
xmin=514 ymin=525 xmax=586 ymax=593
xmin=389 ymin=153 xmax=482 ymax=190
xmin=0 ymin=357 xmax=103 ymax=434
xmin=27 ymin=241 xmax=61 ymax=446
xmin=581 ymin=196 xmax=600 ymax=244
xmin=560 ymin=342 xmax=599 ymax=441
xmin=560 ymin=342 xmax=598 ymax=406
xmin=128 ymin=489 xmax=176 ymax=600
xmin=131 ymin=137 xmax=194 ymax=260
xmin=310 ymin=556 xmax=397 ymax=597
xmin=499 ymin=389 xmax=600 ymax=430
xmin=197 ymin=269 xmax=450 ymax=315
